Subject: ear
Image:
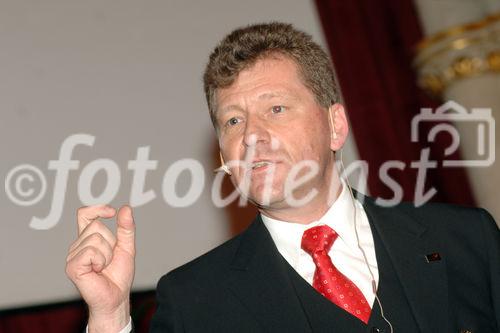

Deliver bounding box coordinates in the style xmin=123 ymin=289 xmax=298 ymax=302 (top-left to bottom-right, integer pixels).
xmin=328 ymin=103 xmax=349 ymax=151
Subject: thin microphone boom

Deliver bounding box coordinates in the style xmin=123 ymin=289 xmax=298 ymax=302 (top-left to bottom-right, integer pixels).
xmin=338 ymin=149 xmax=393 ymax=332
xmin=330 ymin=106 xmax=393 ymax=331
xmin=214 ymin=151 xmax=232 ymax=175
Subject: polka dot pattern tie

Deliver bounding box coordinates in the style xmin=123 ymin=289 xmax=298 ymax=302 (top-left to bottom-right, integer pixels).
xmin=301 ymin=225 xmax=371 ymax=324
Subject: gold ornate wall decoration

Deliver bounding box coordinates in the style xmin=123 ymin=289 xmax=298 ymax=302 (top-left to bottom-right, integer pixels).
xmin=487 ymin=50 xmax=500 ymax=71
xmin=414 ymin=12 xmax=500 ymax=96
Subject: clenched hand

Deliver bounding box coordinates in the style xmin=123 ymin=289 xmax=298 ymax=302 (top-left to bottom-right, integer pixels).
xmin=66 ymin=205 xmax=135 ymax=332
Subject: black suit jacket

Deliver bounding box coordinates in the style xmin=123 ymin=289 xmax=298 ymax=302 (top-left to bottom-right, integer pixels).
xmin=149 ymin=195 xmax=500 ymax=332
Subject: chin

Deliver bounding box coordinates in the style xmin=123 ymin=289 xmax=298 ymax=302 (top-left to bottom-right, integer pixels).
xmin=246 ymin=187 xmax=286 ymax=208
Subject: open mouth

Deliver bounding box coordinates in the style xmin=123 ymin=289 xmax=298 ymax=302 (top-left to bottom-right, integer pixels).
xmin=251 ymin=161 xmax=273 ymax=170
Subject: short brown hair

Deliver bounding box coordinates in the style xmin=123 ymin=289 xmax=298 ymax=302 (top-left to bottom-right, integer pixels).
xmin=203 ymin=22 xmax=339 ymax=127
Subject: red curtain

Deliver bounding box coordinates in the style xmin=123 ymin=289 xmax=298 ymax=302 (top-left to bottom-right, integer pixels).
xmin=315 ymin=0 xmax=475 ymax=205
xmin=0 ymin=291 xmax=156 ymax=333
xmin=0 ymin=303 xmax=86 ymax=333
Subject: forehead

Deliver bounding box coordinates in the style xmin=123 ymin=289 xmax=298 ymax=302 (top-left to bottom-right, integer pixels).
xmin=215 ymin=55 xmax=311 ymax=110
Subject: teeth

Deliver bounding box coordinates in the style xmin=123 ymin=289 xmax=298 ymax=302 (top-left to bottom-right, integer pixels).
xmin=252 ymin=161 xmax=271 ymax=169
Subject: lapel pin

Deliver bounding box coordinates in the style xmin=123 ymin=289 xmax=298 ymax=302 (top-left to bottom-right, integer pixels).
xmin=425 ymin=252 xmax=441 ymax=262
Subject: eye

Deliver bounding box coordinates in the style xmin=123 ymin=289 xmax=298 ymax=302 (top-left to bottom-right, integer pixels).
xmin=271 ymin=105 xmax=286 ymax=114
xmin=226 ymin=117 xmax=240 ymax=127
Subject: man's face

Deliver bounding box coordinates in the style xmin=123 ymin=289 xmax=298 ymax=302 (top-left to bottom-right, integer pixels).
xmin=214 ymin=55 xmax=345 ymax=212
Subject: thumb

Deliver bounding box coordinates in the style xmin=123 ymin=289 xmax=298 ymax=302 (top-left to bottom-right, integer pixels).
xmin=116 ymin=205 xmax=135 ymax=256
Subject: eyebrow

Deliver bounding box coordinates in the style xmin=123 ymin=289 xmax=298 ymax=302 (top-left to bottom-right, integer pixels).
xmin=217 ymin=104 xmax=245 ymax=116
xmin=217 ymin=91 xmax=294 ymax=116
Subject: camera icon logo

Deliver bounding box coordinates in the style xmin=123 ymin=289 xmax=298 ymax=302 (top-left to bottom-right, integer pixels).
xmin=411 ymin=100 xmax=495 ymax=167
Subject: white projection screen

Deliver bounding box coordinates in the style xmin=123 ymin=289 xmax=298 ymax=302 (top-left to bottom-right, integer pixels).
xmin=0 ymin=0 xmax=360 ymax=309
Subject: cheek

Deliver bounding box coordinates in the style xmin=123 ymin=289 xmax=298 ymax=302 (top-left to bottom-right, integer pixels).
xmin=219 ymin=136 xmax=240 ymax=160
xmin=294 ymin=123 xmax=327 ymax=155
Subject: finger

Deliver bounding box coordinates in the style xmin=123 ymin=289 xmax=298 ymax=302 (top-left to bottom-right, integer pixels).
xmin=77 ymin=205 xmax=116 ymax=235
xmin=69 ymin=219 xmax=117 ymax=253
xmin=67 ymin=233 xmax=113 ymax=266
xmin=66 ymin=246 xmax=108 ymax=280
xmin=116 ymin=205 xmax=135 ymax=256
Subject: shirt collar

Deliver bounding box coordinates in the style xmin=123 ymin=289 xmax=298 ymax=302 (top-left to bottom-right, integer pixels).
xmin=261 ymin=182 xmax=362 ymax=264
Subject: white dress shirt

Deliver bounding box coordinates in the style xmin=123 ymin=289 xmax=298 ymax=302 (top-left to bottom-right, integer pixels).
xmin=86 ymin=317 xmax=132 ymax=333
xmin=261 ymin=183 xmax=379 ymax=307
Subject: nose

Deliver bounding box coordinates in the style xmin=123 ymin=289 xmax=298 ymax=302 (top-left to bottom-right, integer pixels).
xmin=243 ymin=115 xmax=270 ymax=147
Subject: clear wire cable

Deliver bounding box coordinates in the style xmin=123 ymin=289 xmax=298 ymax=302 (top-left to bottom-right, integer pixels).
xmin=338 ymin=149 xmax=394 ymax=333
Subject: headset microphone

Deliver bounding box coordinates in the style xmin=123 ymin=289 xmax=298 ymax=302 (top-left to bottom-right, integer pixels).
xmin=214 ymin=151 xmax=232 ymax=175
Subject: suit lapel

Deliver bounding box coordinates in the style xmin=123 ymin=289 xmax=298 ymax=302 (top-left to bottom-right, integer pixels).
xmin=361 ymin=195 xmax=449 ymax=333
xmin=226 ymin=216 xmax=312 ymax=332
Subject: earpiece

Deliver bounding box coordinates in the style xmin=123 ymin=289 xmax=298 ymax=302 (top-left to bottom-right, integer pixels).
xmin=329 ymin=106 xmax=338 ymax=141
xmin=214 ymin=151 xmax=232 ymax=175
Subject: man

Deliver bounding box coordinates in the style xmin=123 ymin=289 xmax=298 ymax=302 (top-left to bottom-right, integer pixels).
xmin=66 ymin=23 xmax=500 ymax=332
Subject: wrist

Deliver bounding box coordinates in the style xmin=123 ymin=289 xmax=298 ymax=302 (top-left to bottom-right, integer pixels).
xmin=88 ymin=301 xmax=130 ymax=333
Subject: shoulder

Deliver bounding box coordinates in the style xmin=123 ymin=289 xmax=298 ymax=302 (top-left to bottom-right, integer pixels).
xmin=361 ymin=193 xmax=498 ymax=254
xmin=360 ymin=191 xmax=497 ymax=231
xmin=150 ymin=221 xmax=260 ymax=329
xmin=389 ymin=199 xmax=496 ymax=232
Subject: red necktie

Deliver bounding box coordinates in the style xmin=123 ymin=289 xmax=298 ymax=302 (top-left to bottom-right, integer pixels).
xmin=301 ymin=225 xmax=371 ymax=323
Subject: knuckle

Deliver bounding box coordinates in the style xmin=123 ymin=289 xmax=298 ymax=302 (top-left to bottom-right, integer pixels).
xmin=65 ymin=253 xmax=72 ymax=264
xmin=89 ymin=219 xmax=105 ymax=231
xmin=76 ymin=206 xmax=88 ymax=217
xmin=89 ymin=221 xmax=115 ymax=242
xmin=65 ymin=260 xmax=77 ymax=278
xmin=82 ymin=245 xmax=100 ymax=257
xmin=88 ymin=232 xmax=106 ymax=245
xmin=65 ymin=262 xmax=72 ymax=277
